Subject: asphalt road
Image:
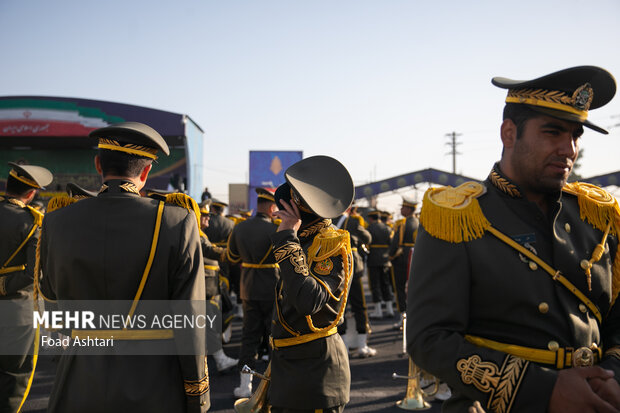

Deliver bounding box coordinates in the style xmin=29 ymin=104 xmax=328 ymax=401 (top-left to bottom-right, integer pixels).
xmin=23 ymin=311 xmax=443 ymax=412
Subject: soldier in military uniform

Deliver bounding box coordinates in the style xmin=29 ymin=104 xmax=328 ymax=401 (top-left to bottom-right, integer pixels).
xmin=199 ymin=201 xmax=238 ymax=373
xmin=366 ymin=209 xmax=395 ymax=319
xmin=407 ymin=66 xmax=620 ymax=412
xmin=389 ymin=196 xmax=418 ymax=326
xmin=37 ymin=122 xmax=209 ymax=412
xmin=0 ymin=162 xmax=52 ymax=413
xmin=269 ymin=155 xmax=354 ymax=413
xmin=207 ymin=199 xmax=239 ymax=309
xmin=227 ymin=188 xmax=279 ymax=397
xmin=334 ymin=205 xmax=376 ymax=357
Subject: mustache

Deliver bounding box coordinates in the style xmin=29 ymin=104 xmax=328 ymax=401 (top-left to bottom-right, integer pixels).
xmin=548 ymin=157 xmax=574 ymax=169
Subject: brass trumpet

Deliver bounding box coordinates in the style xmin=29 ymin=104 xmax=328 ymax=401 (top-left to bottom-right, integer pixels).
xmin=234 ymin=363 xmax=271 ymax=413
xmin=392 ymin=357 xmax=439 ymax=410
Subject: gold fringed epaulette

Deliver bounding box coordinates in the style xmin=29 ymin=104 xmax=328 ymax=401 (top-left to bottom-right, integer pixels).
xmin=563 ymin=182 xmax=620 ymax=237
xmin=419 ymin=181 xmax=490 ymax=243
xmin=46 ymin=195 xmax=77 ymax=214
xmin=563 ymin=183 xmax=620 ymax=304
xmin=307 ymin=227 xmax=352 ymax=264
xmin=164 ymin=193 xmax=206 ymax=237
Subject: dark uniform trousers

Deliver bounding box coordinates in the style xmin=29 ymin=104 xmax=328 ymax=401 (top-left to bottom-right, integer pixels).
xmin=269 ymin=220 xmax=351 ymax=411
xmin=407 ymin=166 xmax=620 ymax=412
xmin=38 ymin=181 xmax=209 ymax=413
xmin=0 ymin=197 xmax=41 ymax=413
xmin=227 ymin=213 xmax=279 ymax=371
xmin=389 ymin=216 xmax=418 ymax=313
xmin=367 ymin=220 xmax=394 ymax=304
xmin=337 ymin=215 xmax=371 ymax=335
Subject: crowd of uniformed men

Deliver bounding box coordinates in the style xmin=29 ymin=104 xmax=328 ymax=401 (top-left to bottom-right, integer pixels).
xmin=2 ymin=64 xmax=620 ymax=413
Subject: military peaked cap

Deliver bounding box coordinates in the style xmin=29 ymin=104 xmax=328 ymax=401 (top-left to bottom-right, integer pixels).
xmin=256 ymin=187 xmax=276 ymax=203
xmin=90 ymin=121 xmax=170 ymax=158
xmin=66 ymin=183 xmax=97 ymax=199
xmin=276 ymin=155 xmax=354 ymax=219
xmin=492 ymin=66 xmax=616 ymax=134
xmin=8 ymin=162 xmax=53 ymax=189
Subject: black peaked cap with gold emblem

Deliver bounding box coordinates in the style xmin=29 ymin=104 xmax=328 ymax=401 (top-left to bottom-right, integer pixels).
xmin=89 ymin=121 xmax=170 ymax=158
xmin=8 ymin=162 xmax=53 ymax=189
xmin=492 ymin=66 xmax=616 ymax=134
xmin=275 ymin=155 xmax=354 ymax=219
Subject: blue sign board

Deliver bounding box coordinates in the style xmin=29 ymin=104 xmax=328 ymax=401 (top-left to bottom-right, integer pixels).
xmin=249 ymin=151 xmax=303 ymax=213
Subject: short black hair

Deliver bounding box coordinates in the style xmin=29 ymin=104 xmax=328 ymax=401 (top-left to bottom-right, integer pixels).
xmin=211 ymin=204 xmax=224 ymax=215
xmin=98 ymin=148 xmax=153 ymax=178
xmin=502 ymin=103 xmax=543 ymax=139
xmin=6 ymin=176 xmax=36 ymax=197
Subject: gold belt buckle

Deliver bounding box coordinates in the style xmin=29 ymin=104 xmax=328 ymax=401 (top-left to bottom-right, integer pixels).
xmin=572 ymin=347 xmax=595 ymax=367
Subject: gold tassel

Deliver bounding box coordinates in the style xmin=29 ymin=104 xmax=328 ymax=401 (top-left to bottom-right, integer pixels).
xmin=46 ymin=195 xmax=76 ymax=213
xmin=419 ymin=185 xmax=490 ymax=243
xmin=164 ymin=193 xmax=206 ymax=237
xmin=305 ymin=227 xmax=353 ymax=333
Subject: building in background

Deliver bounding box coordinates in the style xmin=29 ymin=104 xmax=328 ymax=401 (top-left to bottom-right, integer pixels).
xmin=0 ymin=96 xmax=205 ymax=200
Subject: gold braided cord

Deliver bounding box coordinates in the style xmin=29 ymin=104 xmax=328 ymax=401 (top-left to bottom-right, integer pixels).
xmin=98 ymin=138 xmax=158 ymax=159
xmin=9 ymin=169 xmax=40 ymax=188
xmin=126 ymin=201 xmax=164 ymax=320
xmin=184 ymin=372 xmax=210 ymax=396
xmin=304 ymin=228 xmax=353 ymax=333
xmin=487 ymin=226 xmax=602 ymax=324
xmin=46 ymin=195 xmax=77 ymax=213
xmin=506 ymin=86 xmax=591 ymax=119
xmin=2 ymin=219 xmax=40 ymax=269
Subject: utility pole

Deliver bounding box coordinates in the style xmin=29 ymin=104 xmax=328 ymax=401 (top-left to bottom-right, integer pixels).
xmin=445 ymin=131 xmax=462 ymax=174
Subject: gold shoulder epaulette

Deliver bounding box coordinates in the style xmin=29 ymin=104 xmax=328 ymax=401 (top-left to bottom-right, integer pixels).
xmin=46 ymin=195 xmax=77 ymax=214
xmin=394 ymin=218 xmax=406 ymax=227
xmin=563 ymin=182 xmax=620 ymax=307
xmin=419 ymin=181 xmax=490 ymax=243
xmin=307 ymin=227 xmax=352 ymax=264
xmin=563 ymin=182 xmax=620 ymax=236
xmin=164 ymin=193 xmax=205 ymax=237
xmin=351 ymin=215 xmax=368 ymax=228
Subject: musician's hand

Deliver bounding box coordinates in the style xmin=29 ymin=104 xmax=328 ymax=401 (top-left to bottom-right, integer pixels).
xmin=468 ymin=401 xmax=485 ymax=413
xmin=589 ymin=376 xmax=620 ymax=409
xmin=549 ymin=367 xmax=618 ymax=413
xmin=273 ymin=200 xmax=301 ymax=233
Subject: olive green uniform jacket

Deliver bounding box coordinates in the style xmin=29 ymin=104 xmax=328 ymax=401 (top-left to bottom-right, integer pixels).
xmin=269 ymin=219 xmax=352 ymax=409
xmin=367 ymin=220 xmax=391 ymax=268
xmin=39 ymin=180 xmax=209 ymax=413
xmin=407 ymin=165 xmax=620 ymax=413
xmin=226 ymin=213 xmax=279 ymax=301
xmin=0 ymin=197 xmax=42 ymax=412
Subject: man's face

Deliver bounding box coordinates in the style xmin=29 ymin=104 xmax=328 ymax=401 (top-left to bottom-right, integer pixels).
xmin=508 ymin=115 xmax=582 ymax=194
xmin=200 ymin=214 xmax=210 ymax=230
xmin=400 ymin=205 xmax=414 ymax=217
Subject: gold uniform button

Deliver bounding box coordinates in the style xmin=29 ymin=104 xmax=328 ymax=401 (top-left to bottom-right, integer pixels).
xmin=538 ymin=302 xmax=549 ymax=314
xmin=548 ymin=341 xmax=560 ymax=351
xmin=564 ymin=223 xmax=571 ymax=233
xmin=579 ymin=304 xmax=587 ymax=313
xmin=580 ymin=259 xmax=592 ymax=270
xmin=529 ymin=261 xmax=538 ymax=271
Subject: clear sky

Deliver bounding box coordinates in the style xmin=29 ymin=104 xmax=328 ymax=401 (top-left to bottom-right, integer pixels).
xmin=2 ymin=0 xmax=619 ymax=211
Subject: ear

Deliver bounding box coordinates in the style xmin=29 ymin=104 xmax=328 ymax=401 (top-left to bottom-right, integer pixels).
xmin=24 ymin=189 xmax=37 ymax=204
xmin=94 ymin=155 xmax=103 ymax=175
xmin=500 ymin=119 xmax=517 ymax=149
xmin=138 ymin=164 xmax=152 ymax=183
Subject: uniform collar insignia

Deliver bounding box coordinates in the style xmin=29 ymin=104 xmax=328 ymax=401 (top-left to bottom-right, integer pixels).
xmin=299 ymin=218 xmax=332 ymax=239
xmin=488 ymin=164 xmax=522 ymax=198
xmin=6 ymin=197 xmax=26 ymax=208
xmin=99 ymin=180 xmax=140 ymax=196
